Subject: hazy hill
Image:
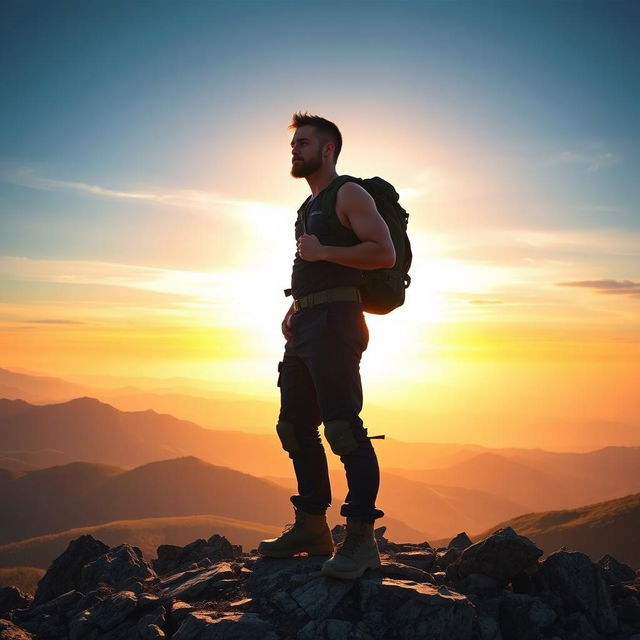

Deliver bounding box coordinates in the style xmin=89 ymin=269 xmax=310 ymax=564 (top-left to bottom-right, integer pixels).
xmin=0 ymin=368 xmax=87 ymax=403
xmin=0 ymin=396 xmax=294 ymax=475
xmin=0 ymin=514 xmax=282 ymax=570
xmin=432 ymin=493 xmax=640 ymax=570
xmin=0 ymin=457 xmax=294 ymax=545
xmin=387 ymin=448 xmax=640 ymax=512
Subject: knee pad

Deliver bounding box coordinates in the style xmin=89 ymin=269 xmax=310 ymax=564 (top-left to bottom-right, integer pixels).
xmin=276 ymin=420 xmax=299 ymax=453
xmin=324 ymin=419 xmax=359 ymax=456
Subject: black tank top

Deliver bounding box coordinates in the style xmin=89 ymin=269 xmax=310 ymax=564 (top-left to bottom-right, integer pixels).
xmin=290 ymin=177 xmax=364 ymax=299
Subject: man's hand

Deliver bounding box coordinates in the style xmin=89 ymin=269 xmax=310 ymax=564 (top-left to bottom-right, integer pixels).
xmin=297 ymin=233 xmax=325 ymax=262
xmin=281 ymin=306 xmax=295 ymax=340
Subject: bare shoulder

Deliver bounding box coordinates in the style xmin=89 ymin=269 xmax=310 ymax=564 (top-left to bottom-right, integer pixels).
xmin=336 ymin=180 xmax=375 ymax=211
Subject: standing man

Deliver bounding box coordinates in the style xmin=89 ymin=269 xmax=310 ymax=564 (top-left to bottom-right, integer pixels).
xmin=258 ymin=113 xmax=395 ymax=580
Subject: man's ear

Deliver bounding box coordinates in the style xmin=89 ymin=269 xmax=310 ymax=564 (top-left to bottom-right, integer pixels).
xmin=323 ymin=141 xmax=335 ymax=161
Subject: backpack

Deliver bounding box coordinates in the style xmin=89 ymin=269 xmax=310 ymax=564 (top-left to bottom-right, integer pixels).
xmin=323 ymin=175 xmax=412 ymax=315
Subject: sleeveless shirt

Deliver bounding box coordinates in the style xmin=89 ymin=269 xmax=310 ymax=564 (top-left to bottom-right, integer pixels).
xmin=290 ymin=176 xmax=364 ymax=299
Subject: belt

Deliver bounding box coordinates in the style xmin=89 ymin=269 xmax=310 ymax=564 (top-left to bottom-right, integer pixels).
xmin=293 ymin=286 xmax=362 ymax=312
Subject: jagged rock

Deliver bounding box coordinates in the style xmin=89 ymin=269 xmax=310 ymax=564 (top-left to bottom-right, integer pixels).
xmin=15 ymin=589 xmax=83 ymax=638
xmin=597 ymin=553 xmax=637 ymax=585
xmin=81 ymin=544 xmax=157 ymax=592
xmin=72 ymin=590 xmax=138 ymax=634
xmin=449 ymin=532 xmax=473 ymax=551
xmin=456 ymin=527 xmax=542 ymax=585
xmin=162 ymin=562 xmax=236 ymax=601
xmin=137 ymin=605 xmax=166 ymax=638
xmin=140 ymin=623 xmax=165 ymax=639
xmin=291 ymin=575 xmax=355 ymax=620
xmin=154 ymin=535 xmax=239 ymax=576
xmin=0 ymin=620 xmax=32 ymax=639
xmin=167 ymin=600 xmax=193 ymax=628
xmin=33 ymin=535 xmax=109 ymax=605
xmin=298 ymin=618 xmax=355 ymax=639
xmin=535 ymin=549 xmax=618 ymax=635
xmin=616 ymin=594 xmax=640 ymax=623
xmin=435 ymin=547 xmax=460 ymax=569
xmin=358 ymin=578 xmax=475 ymax=639
xmin=393 ymin=550 xmax=435 ymax=571
xmin=498 ymin=592 xmax=557 ymax=640
xmin=561 ymin=611 xmax=601 ymax=640
xmin=476 ymin=614 xmax=500 ymax=640
xmin=455 ymin=573 xmax=500 ymax=596
xmin=379 ymin=561 xmax=436 ymax=583
xmin=0 ymin=587 xmax=31 ymax=617
xmin=173 ymin=611 xmax=280 ymax=639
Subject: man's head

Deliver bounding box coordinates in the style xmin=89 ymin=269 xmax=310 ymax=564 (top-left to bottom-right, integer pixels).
xmin=289 ymin=112 xmax=342 ymax=178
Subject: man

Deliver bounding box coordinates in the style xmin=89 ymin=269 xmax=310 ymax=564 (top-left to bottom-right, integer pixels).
xmin=257 ymin=112 xmax=395 ymax=580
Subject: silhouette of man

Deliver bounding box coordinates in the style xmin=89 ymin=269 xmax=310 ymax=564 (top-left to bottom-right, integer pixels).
xmin=258 ymin=113 xmax=395 ymax=579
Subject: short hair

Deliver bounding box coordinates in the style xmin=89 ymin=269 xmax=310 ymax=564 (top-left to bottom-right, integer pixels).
xmin=289 ymin=111 xmax=343 ymax=163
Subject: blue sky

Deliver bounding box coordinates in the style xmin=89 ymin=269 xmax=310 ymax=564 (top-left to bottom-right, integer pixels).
xmin=1 ymin=1 xmax=639 ymax=425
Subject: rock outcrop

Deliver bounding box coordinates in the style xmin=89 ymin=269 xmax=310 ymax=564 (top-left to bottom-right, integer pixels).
xmin=1 ymin=525 xmax=638 ymax=639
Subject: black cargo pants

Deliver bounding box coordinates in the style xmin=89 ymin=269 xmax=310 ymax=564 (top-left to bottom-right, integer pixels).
xmin=276 ymin=300 xmax=384 ymax=523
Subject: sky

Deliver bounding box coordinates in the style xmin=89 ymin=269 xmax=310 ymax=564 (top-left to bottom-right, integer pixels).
xmin=1 ymin=0 xmax=639 ymax=447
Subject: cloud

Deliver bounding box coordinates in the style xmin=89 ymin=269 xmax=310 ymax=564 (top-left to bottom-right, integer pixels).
xmin=27 ymin=319 xmax=85 ymax=324
xmin=548 ymin=149 xmax=620 ymax=172
xmin=0 ymin=164 xmax=288 ymax=217
xmin=556 ymin=279 xmax=640 ymax=299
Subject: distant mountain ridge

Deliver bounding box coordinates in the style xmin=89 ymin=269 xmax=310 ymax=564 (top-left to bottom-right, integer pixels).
xmin=0 ymin=456 xmax=295 ymax=545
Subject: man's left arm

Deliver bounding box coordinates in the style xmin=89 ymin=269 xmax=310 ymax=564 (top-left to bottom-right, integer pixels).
xmin=296 ymin=182 xmax=396 ymax=269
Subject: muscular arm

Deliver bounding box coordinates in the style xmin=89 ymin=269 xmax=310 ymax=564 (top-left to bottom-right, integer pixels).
xmin=296 ymin=182 xmax=396 ymax=270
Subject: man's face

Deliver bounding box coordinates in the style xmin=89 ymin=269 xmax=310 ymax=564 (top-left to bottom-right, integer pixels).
xmin=290 ymin=125 xmax=325 ymax=178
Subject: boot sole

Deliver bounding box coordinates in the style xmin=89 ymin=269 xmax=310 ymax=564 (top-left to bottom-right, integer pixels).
xmin=321 ymin=558 xmax=381 ymax=579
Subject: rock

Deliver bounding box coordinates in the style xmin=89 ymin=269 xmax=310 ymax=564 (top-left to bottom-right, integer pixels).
xmin=379 ymin=561 xmax=436 ymax=584
xmin=535 ymin=549 xmax=618 ymax=635
xmin=393 ymin=550 xmax=435 ymax=571
xmin=597 ymin=554 xmax=637 ymax=584
xmin=456 ymin=527 xmax=542 ymax=585
xmin=81 ymin=544 xmax=157 ymax=592
xmin=0 ymin=620 xmax=33 ymax=639
xmin=291 ymin=575 xmax=355 ymax=620
xmin=33 ymin=535 xmax=109 ymax=605
xmin=167 ymin=600 xmax=193 ymax=628
xmin=448 ymin=532 xmax=473 ymax=551
xmin=139 ymin=624 xmax=165 ymax=639
xmin=455 ymin=573 xmax=500 ymax=596
xmin=173 ymin=611 xmax=280 ymax=639
xmin=0 ymin=588 xmax=31 ymax=617
xmin=154 ymin=535 xmax=239 ymax=576
xmin=162 ymin=562 xmax=236 ymax=601
xmin=15 ymin=589 xmax=83 ymax=638
xmin=358 ymin=579 xmax=475 ymax=640
xmin=498 ymin=593 xmax=557 ymax=640
xmin=435 ymin=547 xmax=460 ymax=569
xmin=298 ymin=618 xmax=355 ymax=639
xmin=616 ymin=594 xmax=640 ymax=623
xmin=75 ymin=590 xmax=138 ymax=633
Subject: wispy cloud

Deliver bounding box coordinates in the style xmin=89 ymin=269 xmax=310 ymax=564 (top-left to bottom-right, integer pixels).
xmin=547 ymin=149 xmax=620 ymax=172
xmin=0 ymin=164 xmax=287 ymax=216
xmin=27 ymin=319 xmax=85 ymax=324
xmin=557 ymin=279 xmax=640 ymax=299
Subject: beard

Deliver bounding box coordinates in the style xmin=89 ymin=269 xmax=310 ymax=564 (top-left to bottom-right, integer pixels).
xmin=290 ymin=150 xmax=323 ymax=177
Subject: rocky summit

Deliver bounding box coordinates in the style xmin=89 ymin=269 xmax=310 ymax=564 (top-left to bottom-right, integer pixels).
xmin=1 ymin=526 xmax=639 ymax=639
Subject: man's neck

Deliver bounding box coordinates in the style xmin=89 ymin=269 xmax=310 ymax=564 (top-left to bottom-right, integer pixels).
xmin=306 ymin=169 xmax=339 ymax=198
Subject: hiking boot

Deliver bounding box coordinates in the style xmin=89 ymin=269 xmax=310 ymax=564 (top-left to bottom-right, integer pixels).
xmin=257 ymin=508 xmax=334 ymax=558
xmin=321 ymin=517 xmax=381 ymax=579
